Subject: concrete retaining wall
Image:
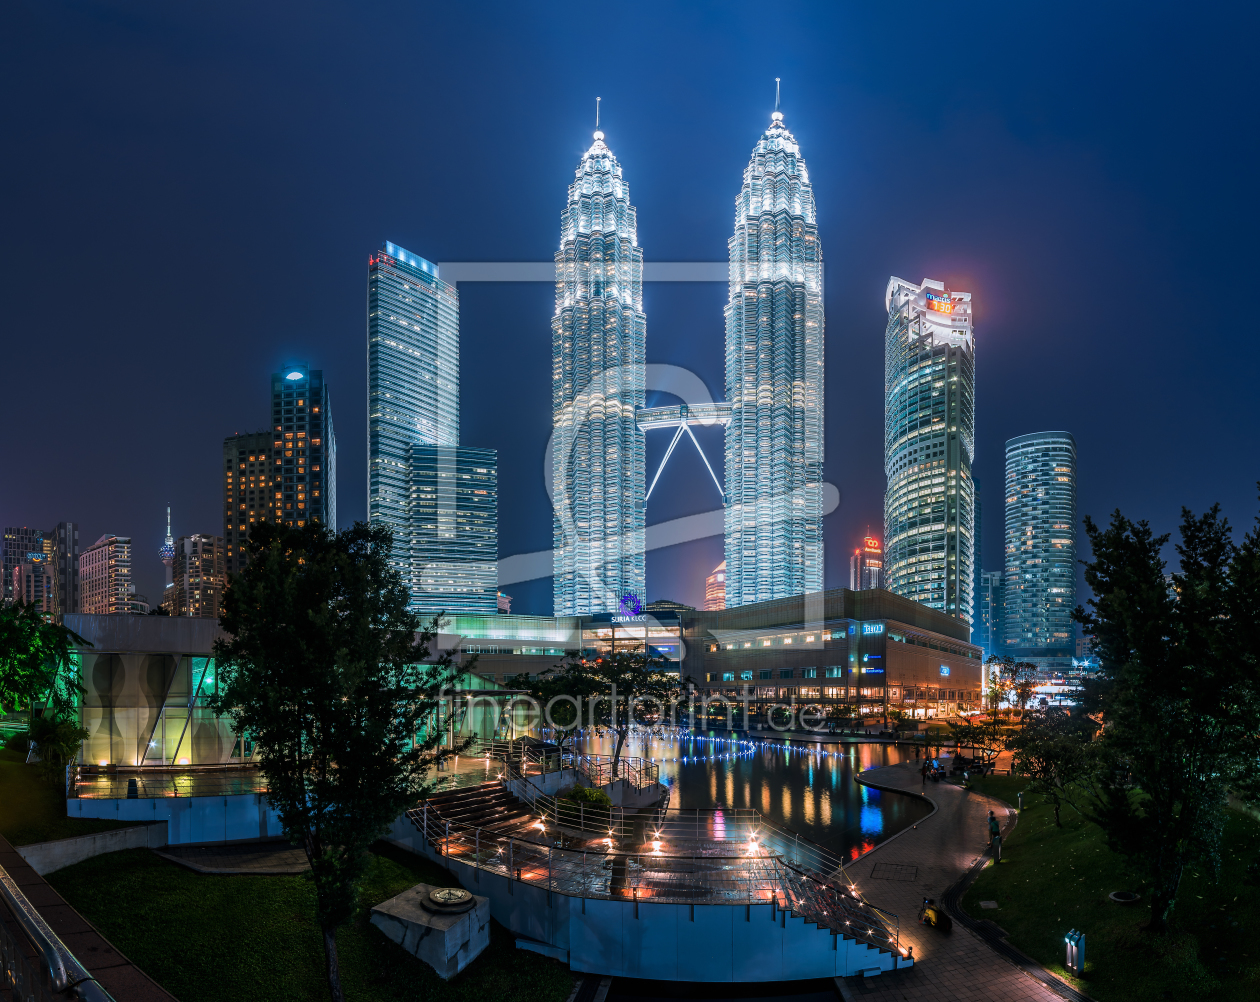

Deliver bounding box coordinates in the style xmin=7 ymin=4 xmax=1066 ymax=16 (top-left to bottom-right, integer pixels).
xmin=68 ymin=793 xmax=282 ymax=844
xmin=18 ymin=822 xmax=169 ymax=875
xmin=382 ymin=815 xmax=910 ymax=981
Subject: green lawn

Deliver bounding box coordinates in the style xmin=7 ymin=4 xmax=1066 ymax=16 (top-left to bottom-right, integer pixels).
xmin=48 ymin=842 xmax=575 ymax=1002
xmin=962 ymin=776 xmax=1260 ymax=1001
xmin=0 ymin=749 xmax=132 ymax=846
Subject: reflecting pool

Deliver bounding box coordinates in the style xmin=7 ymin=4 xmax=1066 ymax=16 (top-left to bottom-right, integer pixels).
xmin=572 ymin=729 xmax=930 ymax=862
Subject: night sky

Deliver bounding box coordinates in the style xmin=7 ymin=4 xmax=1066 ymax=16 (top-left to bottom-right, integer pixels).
xmin=3 ymin=2 xmax=1257 ymax=614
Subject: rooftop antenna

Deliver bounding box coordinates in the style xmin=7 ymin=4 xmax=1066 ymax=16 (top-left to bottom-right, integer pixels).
xmin=596 ymin=96 xmax=601 ymax=129
xmin=775 ymin=77 xmax=781 ymax=113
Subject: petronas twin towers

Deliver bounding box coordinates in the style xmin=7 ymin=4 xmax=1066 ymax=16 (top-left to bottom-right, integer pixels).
xmin=552 ymin=105 xmax=824 ymax=615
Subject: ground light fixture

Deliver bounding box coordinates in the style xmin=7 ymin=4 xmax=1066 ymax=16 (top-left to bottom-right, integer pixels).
xmin=1065 ymin=929 xmax=1085 ymax=974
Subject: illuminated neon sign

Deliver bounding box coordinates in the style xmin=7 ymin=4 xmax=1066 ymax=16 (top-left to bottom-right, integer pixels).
xmin=925 ymin=291 xmax=954 ymax=315
xmin=940 ymin=665 xmax=951 ymax=676
xmin=862 ymin=623 xmax=884 ymax=635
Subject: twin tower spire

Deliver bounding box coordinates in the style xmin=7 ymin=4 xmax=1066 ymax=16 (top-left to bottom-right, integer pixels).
xmin=551 ymin=94 xmax=824 ymax=615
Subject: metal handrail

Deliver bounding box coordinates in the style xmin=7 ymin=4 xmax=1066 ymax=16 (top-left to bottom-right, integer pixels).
xmin=0 ymin=863 xmax=117 ymax=1001
xmin=424 ymin=774 xmax=900 ymax=954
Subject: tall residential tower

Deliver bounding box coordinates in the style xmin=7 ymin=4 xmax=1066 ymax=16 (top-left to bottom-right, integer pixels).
xmin=1003 ymin=431 xmax=1077 ymax=669
xmin=723 ymin=105 xmax=824 ymax=607
xmin=271 ymin=366 xmax=336 ymax=530
xmin=551 ymin=129 xmax=646 ymax=615
xmin=883 ymin=278 xmax=976 ymax=625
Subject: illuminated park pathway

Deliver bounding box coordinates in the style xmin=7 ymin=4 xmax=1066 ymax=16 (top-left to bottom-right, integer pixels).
xmin=839 ymin=762 xmax=1067 ymax=1002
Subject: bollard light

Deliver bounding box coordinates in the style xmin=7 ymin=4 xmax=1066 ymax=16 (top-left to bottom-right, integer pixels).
xmin=1065 ymin=928 xmax=1085 ymax=975
xmin=1018 ymin=792 xmax=1023 ymax=812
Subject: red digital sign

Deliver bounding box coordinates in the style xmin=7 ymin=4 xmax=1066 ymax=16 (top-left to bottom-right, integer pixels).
xmin=925 ymin=290 xmax=954 ymax=314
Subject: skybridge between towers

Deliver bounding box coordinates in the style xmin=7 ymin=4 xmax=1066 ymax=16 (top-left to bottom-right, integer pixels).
xmin=637 ymin=401 xmax=731 ymax=503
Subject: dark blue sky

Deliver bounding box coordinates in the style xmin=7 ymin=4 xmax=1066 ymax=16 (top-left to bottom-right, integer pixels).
xmin=3 ymin=1 xmax=1257 ymax=613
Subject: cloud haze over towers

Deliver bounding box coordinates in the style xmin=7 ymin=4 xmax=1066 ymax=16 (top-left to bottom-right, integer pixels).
xmin=1 ymin=2 xmax=1257 ymax=612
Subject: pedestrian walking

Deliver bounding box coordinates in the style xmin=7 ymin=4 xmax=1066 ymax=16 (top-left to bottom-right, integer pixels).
xmin=921 ymin=761 xmax=929 ymax=785
xmin=987 ymin=810 xmax=1000 ymax=847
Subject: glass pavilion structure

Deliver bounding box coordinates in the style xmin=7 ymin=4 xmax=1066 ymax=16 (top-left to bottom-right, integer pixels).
xmin=551 ymin=129 xmax=646 ymax=615
xmin=883 ymin=277 xmax=976 ymax=626
xmin=1002 ymin=431 xmax=1077 ymax=669
xmin=723 ymin=108 xmax=824 ymax=607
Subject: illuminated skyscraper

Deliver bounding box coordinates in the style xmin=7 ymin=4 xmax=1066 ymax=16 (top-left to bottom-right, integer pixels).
xmin=79 ymin=534 xmax=144 ymax=614
xmin=271 ymin=366 xmax=336 ymax=530
xmin=369 ymin=243 xmax=460 ymax=588
xmin=849 ymin=535 xmax=884 ymax=591
xmin=171 ymin=534 xmax=226 ymax=618
xmin=704 ymin=560 xmax=726 ymax=611
xmin=367 ymin=243 xmax=497 ymax=615
xmin=723 ymin=104 xmax=824 ymax=607
xmin=223 ymin=435 xmax=276 ymax=578
xmin=551 ymin=128 xmax=645 ymax=615
xmin=1003 ymin=431 xmax=1077 ymax=669
xmin=883 ymin=277 xmax=975 ymax=624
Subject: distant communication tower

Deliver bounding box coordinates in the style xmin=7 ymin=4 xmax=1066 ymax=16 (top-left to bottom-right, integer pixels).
xmin=159 ymin=504 xmax=175 ymax=596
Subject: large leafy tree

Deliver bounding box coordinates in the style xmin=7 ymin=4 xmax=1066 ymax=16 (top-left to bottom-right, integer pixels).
xmin=1006 ymin=708 xmax=1091 ymax=826
xmin=208 ymin=522 xmax=466 ymax=1002
xmin=0 ymin=600 xmax=87 ymax=719
xmin=550 ymin=648 xmax=684 ymax=775
xmin=1073 ymin=501 xmax=1260 ymax=933
xmin=503 ymin=664 xmax=597 ymax=758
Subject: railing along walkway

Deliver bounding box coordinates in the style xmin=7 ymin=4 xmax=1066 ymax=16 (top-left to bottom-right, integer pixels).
xmin=413 ymin=773 xmax=901 ymax=955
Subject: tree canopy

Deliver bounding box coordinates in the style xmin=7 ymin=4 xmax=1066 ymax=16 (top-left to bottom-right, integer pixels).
xmin=1072 ymin=499 xmax=1260 ymax=933
xmin=0 ymin=601 xmax=87 ymax=719
xmin=208 ymin=521 xmax=467 ymax=1002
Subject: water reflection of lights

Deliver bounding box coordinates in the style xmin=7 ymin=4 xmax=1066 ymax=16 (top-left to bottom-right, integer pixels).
xmin=572 ymin=726 xmax=928 ymax=861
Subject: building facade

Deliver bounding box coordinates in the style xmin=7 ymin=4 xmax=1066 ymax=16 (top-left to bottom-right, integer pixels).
xmin=723 ymin=109 xmax=824 ymax=608
xmin=705 ymin=561 xmax=727 ymax=611
xmin=79 ymin=534 xmax=140 ymax=615
xmin=11 ymin=557 xmax=55 ymax=613
xmin=171 ymin=534 xmax=226 ymax=618
xmin=974 ymin=569 xmax=1003 ymax=660
xmin=407 ymin=446 xmax=498 ymax=619
xmin=1003 ymin=431 xmax=1077 ymax=669
xmin=883 ymin=277 xmax=976 ymax=626
xmin=272 ymin=366 xmax=336 ymax=530
xmin=551 ymin=129 xmax=646 ymax=616
xmin=223 ymin=433 xmax=276 ymax=576
xmin=684 ymin=588 xmax=981 ymax=721
xmin=3 ymin=526 xmax=47 ymax=605
xmin=47 ymin=521 xmax=80 ymax=616
xmin=368 ymin=243 xmax=460 ymax=589
xmin=849 ymin=536 xmax=884 ymax=591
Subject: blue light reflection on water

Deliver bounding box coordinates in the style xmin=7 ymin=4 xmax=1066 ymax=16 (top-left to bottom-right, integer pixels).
xmin=572 ymin=730 xmax=931 ymax=862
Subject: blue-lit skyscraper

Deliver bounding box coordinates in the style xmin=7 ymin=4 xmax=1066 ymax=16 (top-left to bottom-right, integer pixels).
xmin=408 ymin=446 xmax=498 ymax=618
xmin=723 ymin=107 xmax=824 ymax=607
xmin=883 ymin=277 xmax=975 ymax=625
xmin=551 ymin=129 xmax=645 ymax=615
xmin=270 ymin=365 xmax=336 ymax=530
xmin=1003 ymin=431 xmax=1076 ymax=668
xmin=368 ymin=242 xmax=497 ymax=616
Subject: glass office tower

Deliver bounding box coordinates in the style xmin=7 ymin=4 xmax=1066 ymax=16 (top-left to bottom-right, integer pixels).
xmin=368 ymin=243 xmax=460 ymax=586
xmin=1003 ymin=431 xmax=1077 ymax=669
xmin=975 ymin=568 xmax=1003 ymax=659
xmin=883 ymin=277 xmax=975 ymax=625
xmin=270 ymin=366 xmax=336 ymax=530
xmin=408 ymin=446 xmax=498 ymax=617
xmin=551 ymin=129 xmax=646 ymax=615
xmin=368 ymin=243 xmax=498 ymax=615
xmin=723 ymin=108 xmax=824 ymax=607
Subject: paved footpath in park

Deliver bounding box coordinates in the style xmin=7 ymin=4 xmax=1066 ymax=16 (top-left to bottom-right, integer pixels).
xmin=838 ymin=762 xmax=1065 ymax=1002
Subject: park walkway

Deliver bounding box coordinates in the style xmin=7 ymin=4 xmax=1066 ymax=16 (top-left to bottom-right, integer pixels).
xmin=0 ymin=832 xmax=177 ymax=1001
xmin=838 ymin=762 xmax=1065 ymax=1002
